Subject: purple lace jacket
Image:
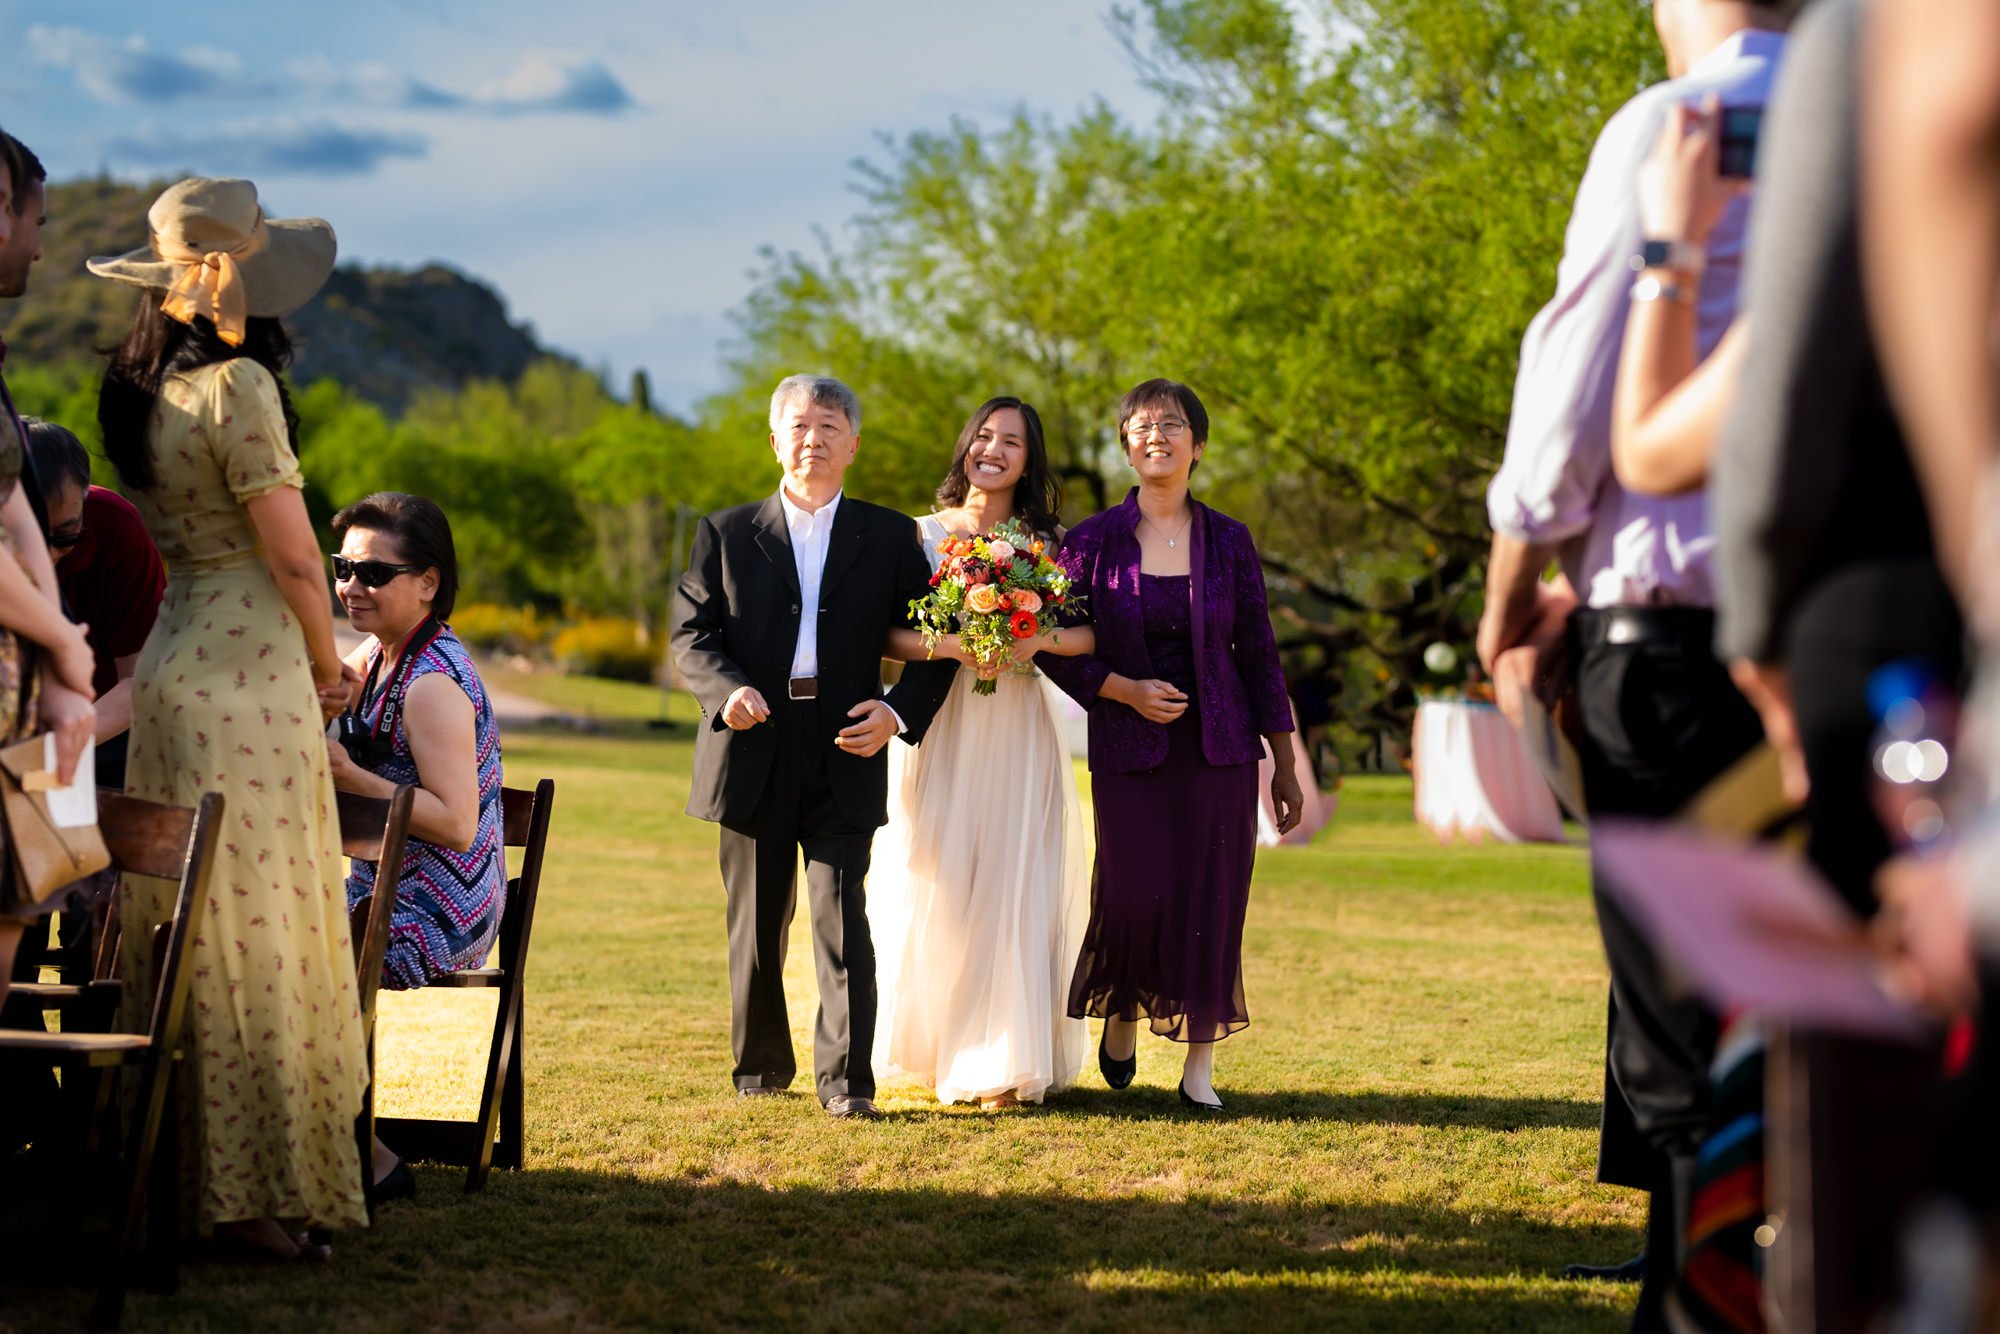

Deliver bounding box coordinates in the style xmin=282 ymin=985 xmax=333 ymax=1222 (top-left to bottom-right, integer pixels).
xmin=1038 ymin=490 xmax=1293 ymax=774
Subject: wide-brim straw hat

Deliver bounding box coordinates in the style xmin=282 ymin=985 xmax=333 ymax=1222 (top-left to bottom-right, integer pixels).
xmin=86 ymin=177 xmax=335 ymax=331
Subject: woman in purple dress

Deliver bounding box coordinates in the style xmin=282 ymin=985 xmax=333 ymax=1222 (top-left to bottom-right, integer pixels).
xmin=1030 ymin=379 xmax=1303 ymax=1110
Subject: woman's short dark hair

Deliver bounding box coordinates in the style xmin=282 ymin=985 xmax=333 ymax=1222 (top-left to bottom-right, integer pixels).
xmin=935 ymin=396 xmax=1062 ymax=537
xmin=1116 ymin=378 xmax=1209 ymax=476
xmin=331 ymin=491 xmax=460 ymax=621
xmin=19 ymin=417 xmax=92 ymax=499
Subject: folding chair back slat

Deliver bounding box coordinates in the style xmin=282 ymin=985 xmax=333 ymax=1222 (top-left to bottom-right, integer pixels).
xmin=376 ymin=777 xmax=553 ymax=1192
xmin=338 ymin=785 xmax=417 ymax=1036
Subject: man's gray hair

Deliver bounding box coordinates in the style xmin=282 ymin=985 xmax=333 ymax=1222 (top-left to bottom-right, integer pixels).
xmin=768 ymin=374 xmax=861 ymax=435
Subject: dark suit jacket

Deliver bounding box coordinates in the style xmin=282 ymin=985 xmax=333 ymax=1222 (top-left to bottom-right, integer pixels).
xmin=1037 ymin=490 xmax=1293 ymax=774
xmin=1713 ymin=0 xmax=1947 ymax=664
xmin=671 ymin=491 xmax=956 ymax=830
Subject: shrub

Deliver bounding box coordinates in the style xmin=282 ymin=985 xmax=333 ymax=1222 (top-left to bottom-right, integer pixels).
xmin=450 ymin=602 xmax=550 ymax=656
xmin=550 ymin=616 xmax=658 ymax=683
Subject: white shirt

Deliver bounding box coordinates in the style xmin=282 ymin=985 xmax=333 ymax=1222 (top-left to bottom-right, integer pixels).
xmin=1486 ymin=29 xmax=1788 ymax=609
xmin=780 ymin=487 xmax=840 ymax=680
xmin=777 ymin=486 xmax=906 ymax=733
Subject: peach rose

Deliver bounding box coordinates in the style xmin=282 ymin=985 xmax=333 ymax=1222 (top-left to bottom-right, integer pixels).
xmin=965 ymin=584 xmax=1001 ymax=614
xmin=987 ymin=540 xmax=1016 ymax=564
xmin=1010 ymin=589 xmax=1043 ymax=615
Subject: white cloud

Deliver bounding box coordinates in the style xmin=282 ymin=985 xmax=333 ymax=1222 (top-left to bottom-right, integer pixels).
xmin=29 ymin=25 xmax=273 ymax=103
xmin=289 ymin=56 xmax=463 ymax=110
xmin=473 ymin=54 xmax=635 ymax=114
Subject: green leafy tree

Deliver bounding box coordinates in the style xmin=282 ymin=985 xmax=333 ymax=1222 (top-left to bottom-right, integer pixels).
xmin=690 ymin=0 xmax=1661 ymax=755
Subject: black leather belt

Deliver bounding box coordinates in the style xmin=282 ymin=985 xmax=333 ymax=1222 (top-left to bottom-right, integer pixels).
xmin=787 ymin=676 xmax=819 ymax=700
xmin=1570 ymin=605 xmax=1716 ymax=649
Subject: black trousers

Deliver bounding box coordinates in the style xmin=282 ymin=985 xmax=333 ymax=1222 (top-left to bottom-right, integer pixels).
xmin=1570 ymin=607 xmax=1765 ymax=1331
xmin=715 ymin=695 xmax=878 ymax=1103
xmin=1573 ymin=607 xmax=1765 ymax=1182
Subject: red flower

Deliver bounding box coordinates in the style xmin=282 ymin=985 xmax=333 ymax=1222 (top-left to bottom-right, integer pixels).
xmin=1008 ymin=610 xmax=1037 ymax=639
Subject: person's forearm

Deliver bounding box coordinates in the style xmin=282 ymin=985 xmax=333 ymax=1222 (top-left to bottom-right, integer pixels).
xmin=1865 ymin=0 xmax=2000 ymax=601
xmin=270 ymin=565 xmax=339 ymax=674
xmin=1036 ymin=626 xmax=1095 ymax=657
xmin=884 ymin=628 xmax=968 ymax=663
xmin=93 ymin=678 xmax=133 ymax=741
xmin=0 ymin=488 xmax=60 ymax=614
xmin=1263 ymin=731 xmax=1297 ymax=776
xmin=1612 ymin=294 xmax=1706 ymax=493
xmin=1099 ymin=673 xmax=1136 ymax=707
xmin=1480 ymin=534 xmax=1558 ymax=660
xmin=0 ymin=542 xmax=82 ymax=655
xmin=336 ymin=762 xmax=476 ymax=852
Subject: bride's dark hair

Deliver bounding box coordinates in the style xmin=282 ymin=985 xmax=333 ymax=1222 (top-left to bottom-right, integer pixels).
xmin=935 ymin=396 xmax=1061 ymax=538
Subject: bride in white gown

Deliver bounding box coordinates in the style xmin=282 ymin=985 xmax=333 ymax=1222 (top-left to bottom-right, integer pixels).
xmin=872 ymin=396 xmax=1089 ymax=1107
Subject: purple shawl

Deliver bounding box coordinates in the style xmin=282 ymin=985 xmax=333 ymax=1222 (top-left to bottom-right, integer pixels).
xmin=1038 ymin=489 xmax=1293 ymax=774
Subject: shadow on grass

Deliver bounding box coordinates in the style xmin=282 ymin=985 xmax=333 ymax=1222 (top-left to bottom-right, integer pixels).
xmin=1 ymin=1160 xmax=1634 ymax=1333
xmin=1026 ymin=1087 xmax=1601 ymax=1131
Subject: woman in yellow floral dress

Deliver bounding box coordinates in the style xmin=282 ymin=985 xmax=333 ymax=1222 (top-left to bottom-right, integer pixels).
xmin=89 ymin=178 xmax=368 ymax=1259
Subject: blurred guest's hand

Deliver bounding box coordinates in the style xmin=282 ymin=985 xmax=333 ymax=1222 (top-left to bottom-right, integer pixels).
xmin=1639 ymin=97 xmax=1749 ymax=248
xmin=1729 ymin=660 xmax=1807 ymax=801
xmin=1877 ymin=853 xmax=1978 ymax=1016
xmin=39 ymin=679 xmax=94 ymax=787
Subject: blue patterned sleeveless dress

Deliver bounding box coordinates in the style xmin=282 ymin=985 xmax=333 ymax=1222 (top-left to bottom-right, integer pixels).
xmin=345 ymin=625 xmax=506 ymax=990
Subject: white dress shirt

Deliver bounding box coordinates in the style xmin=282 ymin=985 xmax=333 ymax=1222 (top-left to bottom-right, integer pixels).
xmin=1486 ymin=29 xmax=1788 ymax=609
xmin=777 ymin=486 xmax=905 ymax=732
xmin=780 ymin=487 xmax=840 ymax=680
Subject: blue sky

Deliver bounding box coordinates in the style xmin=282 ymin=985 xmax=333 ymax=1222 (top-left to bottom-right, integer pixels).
xmin=0 ymin=1 xmax=1166 ymax=414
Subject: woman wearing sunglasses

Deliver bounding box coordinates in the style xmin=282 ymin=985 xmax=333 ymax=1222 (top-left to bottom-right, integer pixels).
xmin=325 ymin=491 xmax=506 ymax=1205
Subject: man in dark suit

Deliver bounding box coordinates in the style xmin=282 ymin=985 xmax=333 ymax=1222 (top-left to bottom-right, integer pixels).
xmin=671 ymin=374 xmax=955 ymax=1119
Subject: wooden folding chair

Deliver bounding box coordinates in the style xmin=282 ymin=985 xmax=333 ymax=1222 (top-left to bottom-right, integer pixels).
xmin=335 ymin=783 xmax=415 ymax=1216
xmin=377 ymin=777 xmax=554 ymax=1192
xmin=4 ymin=814 xmax=130 ymax=1031
xmin=0 ymin=790 xmax=223 ymax=1332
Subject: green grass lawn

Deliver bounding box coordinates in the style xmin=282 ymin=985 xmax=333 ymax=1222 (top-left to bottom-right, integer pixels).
xmin=6 ymin=673 xmax=1636 ymax=1332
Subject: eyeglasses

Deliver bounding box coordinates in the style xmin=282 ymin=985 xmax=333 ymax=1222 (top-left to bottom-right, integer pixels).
xmin=332 ymin=556 xmax=423 ymax=587
xmin=47 ymin=525 xmax=85 ymax=550
xmin=1125 ymin=419 xmax=1189 ymax=442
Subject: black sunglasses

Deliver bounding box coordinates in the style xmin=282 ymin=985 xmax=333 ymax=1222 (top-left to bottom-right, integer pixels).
xmin=47 ymin=525 xmax=86 ymax=550
xmin=332 ymin=555 xmax=424 ymax=587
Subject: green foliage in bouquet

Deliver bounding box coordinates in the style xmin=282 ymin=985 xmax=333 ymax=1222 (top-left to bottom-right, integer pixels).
xmin=909 ymin=518 xmax=1080 ymax=696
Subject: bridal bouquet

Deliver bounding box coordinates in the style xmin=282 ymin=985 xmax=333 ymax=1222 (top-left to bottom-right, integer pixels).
xmin=910 ymin=518 xmax=1077 ymax=696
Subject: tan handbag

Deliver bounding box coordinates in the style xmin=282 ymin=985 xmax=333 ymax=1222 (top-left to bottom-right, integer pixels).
xmin=0 ymin=734 xmax=111 ymax=906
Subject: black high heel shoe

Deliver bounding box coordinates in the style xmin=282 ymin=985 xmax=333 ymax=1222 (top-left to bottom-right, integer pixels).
xmin=369 ymin=1157 xmax=417 ymax=1206
xmin=1178 ymin=1081 xmax=1225 ymax=1113
xmin=1098 ymin=1027 xmax=1136 ymax=1090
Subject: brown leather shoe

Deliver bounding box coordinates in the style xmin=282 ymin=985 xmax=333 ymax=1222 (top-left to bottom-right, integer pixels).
xmin=825 ymin=1095 xmax=884 ymax=1120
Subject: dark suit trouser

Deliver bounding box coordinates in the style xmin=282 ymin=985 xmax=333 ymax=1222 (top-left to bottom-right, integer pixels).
xmin=1571 ymin=608 xmax=1764 ymax=1332
xmin=715 ymin=696 xmax=877 ymax=1103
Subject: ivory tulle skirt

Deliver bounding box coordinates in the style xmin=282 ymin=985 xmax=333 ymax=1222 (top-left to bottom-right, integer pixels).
xmin=868 ymin=668 xmax=1090 ymax=1104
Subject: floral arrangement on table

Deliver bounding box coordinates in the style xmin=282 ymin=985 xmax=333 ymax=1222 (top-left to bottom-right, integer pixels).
xmin=909 ymin=518 xmax=1079 ymax=696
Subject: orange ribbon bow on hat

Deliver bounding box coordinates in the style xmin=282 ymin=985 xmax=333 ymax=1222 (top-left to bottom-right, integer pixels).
xmin=156 ymin=219 xmax=267 ymax=347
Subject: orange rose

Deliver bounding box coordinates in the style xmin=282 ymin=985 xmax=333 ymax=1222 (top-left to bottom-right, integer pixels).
xmin=1010 ymin=589 xmax=1042 ymax=615
xmin=966 ymin=584 xmax=1001 ymax=614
